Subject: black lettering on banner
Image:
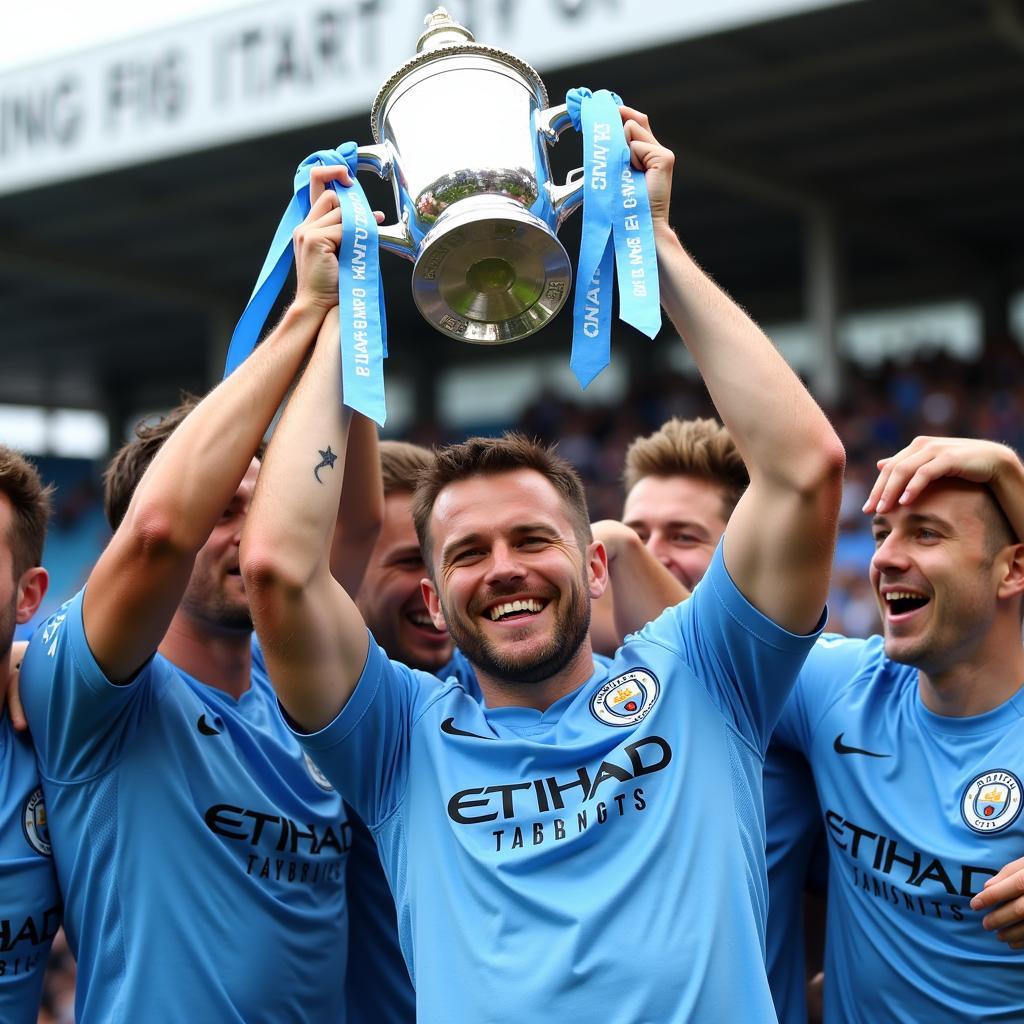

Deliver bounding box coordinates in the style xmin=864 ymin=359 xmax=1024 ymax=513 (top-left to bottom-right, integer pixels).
xmin=0 ymin=76 xmax=84 ymax=158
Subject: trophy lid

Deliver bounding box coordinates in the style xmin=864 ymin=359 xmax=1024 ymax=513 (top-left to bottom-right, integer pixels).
xmin=370 ymin=7 xmax=548 ymax=143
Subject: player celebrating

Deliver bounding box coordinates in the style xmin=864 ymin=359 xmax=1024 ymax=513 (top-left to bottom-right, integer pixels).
xmin=241 ymin=109 xmax=845 ymax=1021
xmin=18 ymin=168 xmax=382 ymax=1023
xmin=593 ymin=416 xmax=826 ymax=1023
xmin=346 ymin=441 xmax=691 ymax=1024
xmin=773 ymin=435 xmax=1024 ymax=1021
xmin=0 ymin=447 xmax=58 ymax=1023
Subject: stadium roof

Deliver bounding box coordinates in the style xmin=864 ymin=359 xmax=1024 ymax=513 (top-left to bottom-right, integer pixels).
xmin=0 ymin=0 xmax=1021 ymax=434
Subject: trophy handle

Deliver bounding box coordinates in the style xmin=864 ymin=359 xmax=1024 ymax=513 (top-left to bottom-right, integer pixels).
xmin=355 ymin=143 xmax=418 ymax=260
xmin=548 ymin=167 xmax=585 ymax=224
xmin=536 ymin=103 xmax=574 ymax=141
xmin=536 ymin=104 xmax=585 ymax=225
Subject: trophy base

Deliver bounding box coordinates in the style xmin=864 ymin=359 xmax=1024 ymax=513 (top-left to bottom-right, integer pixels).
xmin=411 ymin=196 xmax=572 ymax=344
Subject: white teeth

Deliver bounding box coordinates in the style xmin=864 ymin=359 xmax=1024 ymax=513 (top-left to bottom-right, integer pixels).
xmin=885 ymin=591 xmax=924 ymax=602
xmin=409 ymin=612 xmax=433 ymax=626
xmin=489 ymin=599 xmax=543 ymax=621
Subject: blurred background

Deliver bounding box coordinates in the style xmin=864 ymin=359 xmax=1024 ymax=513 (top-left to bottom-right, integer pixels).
xmin=1 ymin=2 xmax=1022 ymax=1014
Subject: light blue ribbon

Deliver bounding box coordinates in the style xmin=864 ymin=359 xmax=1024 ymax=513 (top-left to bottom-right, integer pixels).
xmin=223 ymin=143 xmax=388 ymax=426
xmin=566 ymin=87 xmax=661 ymax=389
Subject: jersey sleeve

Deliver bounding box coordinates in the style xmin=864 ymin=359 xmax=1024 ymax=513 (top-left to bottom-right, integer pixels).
xmin=288 ymin=631 xmax=442 ymax=829
xmin=19 ymin=589 xmax=161 ymax=782
xmin=639 ymin=542 xmax=825 ymax=752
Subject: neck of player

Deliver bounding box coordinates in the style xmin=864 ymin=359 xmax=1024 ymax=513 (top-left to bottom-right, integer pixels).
xmin=475 ymin=638 xmax=598 ymax=712
xmin=159 ymin=609 xmax=253 ymax=700
xmin=918 ymin=614 xmax=1024 ymax=718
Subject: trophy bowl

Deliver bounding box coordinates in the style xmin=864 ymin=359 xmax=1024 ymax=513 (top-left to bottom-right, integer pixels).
xmin=354 ymin=7 xmax=584 ymax=344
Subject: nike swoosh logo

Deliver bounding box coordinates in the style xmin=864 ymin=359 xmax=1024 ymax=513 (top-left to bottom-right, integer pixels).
xmin=833 ymin=732 xmax=891 ymax=758
xmin=440 ymin=717 xmax=494 ymax=741
xmin=197 ymin=714 xmax=222 ymax=737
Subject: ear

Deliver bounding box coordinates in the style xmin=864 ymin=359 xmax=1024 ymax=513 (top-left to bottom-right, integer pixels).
xmin=421 ymin=577 xmax=447 ymax=632
xmin=586 ymin=540 xmax=609 ymax=600
xmin=15 ymin=567 xmax=48 ymax=624
xmin=996 ymin=543 xmax=1024 ymax=603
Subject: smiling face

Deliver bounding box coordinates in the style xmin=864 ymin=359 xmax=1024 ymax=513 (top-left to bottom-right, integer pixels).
xmin=422 ymin=469 xmax=604 ymax=689
xmin=870 ymin=480 xmax=1011 ymax=674
xmin=356 ymin=490 xmax=452 ymax=672
xmin=180 ymin=459 xmax=259 ymax=634
xmin=622 ymin=475 xmax=728 ymax=589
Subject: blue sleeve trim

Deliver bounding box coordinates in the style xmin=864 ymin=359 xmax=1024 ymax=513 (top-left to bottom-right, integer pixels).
xmin=286 ymin=628 xmax=383 ymax=751
xmin=707 ymin=543 xmax=827 ymax=652
xmin=67 ymin=588 xmax=154 ymax=698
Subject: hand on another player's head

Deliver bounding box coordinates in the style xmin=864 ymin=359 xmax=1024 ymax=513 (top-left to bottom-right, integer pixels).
xmin=971 ymin=855 xmax=1024 ymax=950
xmin=863 ymin=436 xmax=1017 ymax=516
xmin=619 ymin=106 xmax=674 ymax=228
xmin=293 ymin=165 xmax=385 ymax=314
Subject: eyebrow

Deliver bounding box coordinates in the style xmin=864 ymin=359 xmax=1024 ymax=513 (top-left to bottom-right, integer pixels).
xmin=624 ymin=518 xmax=711 ymax=536
xmin=440 ymin=523 xmax=559 ymax=566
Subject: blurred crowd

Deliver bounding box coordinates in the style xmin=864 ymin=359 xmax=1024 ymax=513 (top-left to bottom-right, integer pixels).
xmin=33 ymin=333 xmax=1024 ymax=1020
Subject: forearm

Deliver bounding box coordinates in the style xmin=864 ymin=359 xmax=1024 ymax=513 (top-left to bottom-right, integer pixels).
xmin=656 ymin=225 xmax=841 ymax=492
xmin=248 ymin=309 xmax=351 ymax=587
xmin=330 ymin=412 xmax=384 ymax=593
xmin=131 ymin=300 xmax=327 ymax=552
xmin=594 ymin=521 xmax=689 ymax=639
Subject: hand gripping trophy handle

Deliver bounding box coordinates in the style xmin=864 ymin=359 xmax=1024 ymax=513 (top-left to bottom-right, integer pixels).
xmin=359 ymin=7 xmax=586 ymax=344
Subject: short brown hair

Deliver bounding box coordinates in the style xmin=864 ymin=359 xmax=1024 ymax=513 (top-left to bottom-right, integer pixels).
xmin=103 ymin=394 xmax=200 ymax=531
xmin=412 ymin=433 xmax=591 ymax=569
xmin=0 ymin=445 xmax=53 ymax=578
xmin=380 ymin=441 xmax=435 ymax=498
xmin=623 ymin=417 xmax=748 ymax=519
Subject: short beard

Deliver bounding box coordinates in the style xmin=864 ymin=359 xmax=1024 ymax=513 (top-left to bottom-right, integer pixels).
xmin=443 ymin=576 xmax=591 ymax=686
xmin=181 ymin=585 xmax=253 ymax=635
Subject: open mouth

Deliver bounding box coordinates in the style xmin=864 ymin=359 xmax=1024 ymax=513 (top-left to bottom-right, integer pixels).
xmin=487 ymin=598 xmax=547 ymax=623
xmin=884 ymin=590 xmax=929 ymax=617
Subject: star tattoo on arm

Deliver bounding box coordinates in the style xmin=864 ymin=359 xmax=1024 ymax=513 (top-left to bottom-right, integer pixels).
xmin=313 ymin=445 xmax=337 ymax=484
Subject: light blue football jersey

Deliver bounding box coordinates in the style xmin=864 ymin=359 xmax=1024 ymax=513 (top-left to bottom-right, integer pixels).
xmin=775 ymin=634 xmax=1024 ymax=1022
xmin=20 ymin=591 xmax=351 ymax=1024
xmin=763 ymin=740 xmax=827 ymax=1024
xmin=0 ymin=712 xmax=61 ymax=1023
xmin=299 ymin=544 xmax=822 ymax=1022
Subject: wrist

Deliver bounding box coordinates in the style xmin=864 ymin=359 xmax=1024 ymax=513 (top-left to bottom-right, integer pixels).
xmin=286 ymin=296 xmax=333 ymax=328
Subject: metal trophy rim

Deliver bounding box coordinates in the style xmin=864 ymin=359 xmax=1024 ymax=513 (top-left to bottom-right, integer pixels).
xmin=370 ymin=42 xmax=549 ymax=144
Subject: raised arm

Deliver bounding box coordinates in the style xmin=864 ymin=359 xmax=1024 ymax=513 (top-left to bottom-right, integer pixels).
xmin=84 ymin=169 xmax=347 ymax=682
xmin=330 ymin=412 xmax=384 ymax=594
xmin=241 ymin=305 xmax=370 ymax=732
xmin=590 ymin=520 xmax=689 ymax=655
xmin=623 ymin=108 xmax=845 ymax=635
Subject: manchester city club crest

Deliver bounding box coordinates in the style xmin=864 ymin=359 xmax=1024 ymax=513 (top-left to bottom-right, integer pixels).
xmin=960 ymin=769 xmax=1022 ymax=835
xmin=590 ymin=669 xmax=660 ymax=727
xmin=22 ymin=787 xmax=52 ymax=856
xmin=304 ymin=752 xmax=335 ymax=792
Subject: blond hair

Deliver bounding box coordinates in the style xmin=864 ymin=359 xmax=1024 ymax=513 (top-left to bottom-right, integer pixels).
xmin=623 ymin=417 xmax=748 ymax=518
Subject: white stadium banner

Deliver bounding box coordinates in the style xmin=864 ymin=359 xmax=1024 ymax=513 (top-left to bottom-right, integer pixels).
xmin=0 ymin=0 xmax=848 ymax=196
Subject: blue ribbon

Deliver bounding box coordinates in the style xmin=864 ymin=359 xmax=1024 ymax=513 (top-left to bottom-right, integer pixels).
xmin=223 ymin=143 xmax=388 ymax=426
xmin=566 ymin=87 xmax=661 ymax=389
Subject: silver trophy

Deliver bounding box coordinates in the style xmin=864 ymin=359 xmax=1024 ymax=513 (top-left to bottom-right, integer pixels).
xmin=354 ymin=7 xmax=585 ymax=344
